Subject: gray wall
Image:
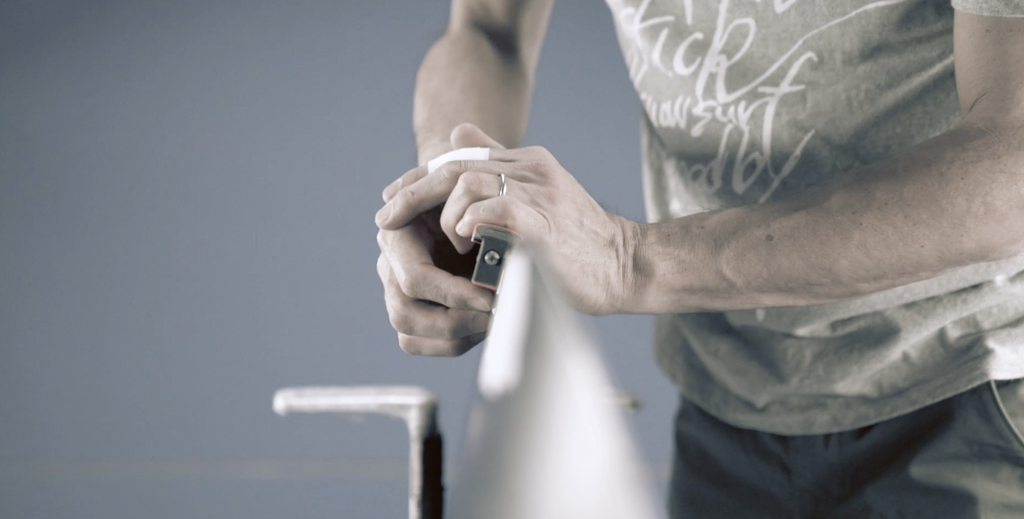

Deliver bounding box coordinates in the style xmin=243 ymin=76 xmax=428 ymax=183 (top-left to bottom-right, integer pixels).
xmin=0 ymin=1 xmax=677 ymax=517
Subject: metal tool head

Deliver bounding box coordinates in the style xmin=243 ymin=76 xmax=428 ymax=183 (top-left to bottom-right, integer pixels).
xmin=470 ymin=224 xmax=519 ymax=291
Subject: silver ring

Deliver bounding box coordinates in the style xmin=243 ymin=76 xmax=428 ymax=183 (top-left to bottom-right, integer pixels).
xmin=498 ymin=173 xmax=507 ymax=197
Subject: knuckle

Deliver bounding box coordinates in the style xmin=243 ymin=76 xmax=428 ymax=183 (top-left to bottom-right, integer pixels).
xmin=437 ymin=317 xmax=465 ymax=340
xmin=456 ymin=171 xmax=483 ymax=191
xmin=438 ymin=161 xmax=465 ymax=183
xmin=536 ymin=161 xmax=557 ymax=177
xmin=451 ymin=333 xmax=486 ymax=357
xmin=446 ymin=178 xmax=468 ymax=202
xmin=387 ymin=261 xmax=408 ymax=291
xmin=453 ymin=122 xmax=475 ymax=134
xmin=381 ymin=283 xmax=400 ymax=309
xmin=493 ymin=198 xmax=514 ymax=221
xmin=394 ymin=270 xmax=416 ymax=297
xmin=474 ymin=198 xmax=495 ymax=216
xmin=394 ymin=188 xmax=417 ymax=208
xmin=397 ymin=270 xmax=429 ymax=300
xmin=388 ymin=310 xmax=402 ymax=332
xmin=439 ymin=206 xmax=460 ymax=232
xmin=397 ymin=334 xmax=420 ymax=355
xmin=526 ymin=145 xmax=551 ymax=160
xmin=387 ymin=310 xmax=402 ymax=332
xmin=388 ymin=306 xmax=414 ymax=335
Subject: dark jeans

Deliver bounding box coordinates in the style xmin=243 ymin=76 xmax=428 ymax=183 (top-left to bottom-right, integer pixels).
xmin=669 ymin=379 xmax=1024 ymax=519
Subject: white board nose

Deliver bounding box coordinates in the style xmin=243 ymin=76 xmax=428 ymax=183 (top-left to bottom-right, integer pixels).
xmin=450 ymin=245 xmax=666 ymax=519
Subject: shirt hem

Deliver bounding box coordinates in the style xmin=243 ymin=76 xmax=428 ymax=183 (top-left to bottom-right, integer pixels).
xmin=674 ymin=364 xmax=1024 ymax=435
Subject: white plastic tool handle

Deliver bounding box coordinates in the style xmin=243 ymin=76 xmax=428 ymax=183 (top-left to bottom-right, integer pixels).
xmin=427 ymin=147 xmax=490 ymax=174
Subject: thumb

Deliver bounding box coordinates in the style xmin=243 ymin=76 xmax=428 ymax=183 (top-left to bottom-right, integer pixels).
xmin=450 ymin=123 xmax=506 ymax=150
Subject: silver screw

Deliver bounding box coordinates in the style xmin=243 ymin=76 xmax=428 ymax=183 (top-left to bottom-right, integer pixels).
xmin=484 ymin=250 xmax=501 ymax=266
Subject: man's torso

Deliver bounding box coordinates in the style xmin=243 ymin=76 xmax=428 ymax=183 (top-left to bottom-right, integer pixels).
xmin=604 ymin=0 xmax=1024 ymax=434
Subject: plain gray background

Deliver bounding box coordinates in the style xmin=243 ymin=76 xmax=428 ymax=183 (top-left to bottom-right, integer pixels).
xmin=0 ymin=0 xmax=678 ymax=517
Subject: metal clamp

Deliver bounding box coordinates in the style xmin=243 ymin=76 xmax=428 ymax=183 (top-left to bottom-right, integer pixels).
xmin=470 ymin=225 xmax=519 ymax=291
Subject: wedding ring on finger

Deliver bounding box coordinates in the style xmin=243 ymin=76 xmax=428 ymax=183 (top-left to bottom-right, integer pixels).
xmin=498 ymin=173 xmax=507 ymax=197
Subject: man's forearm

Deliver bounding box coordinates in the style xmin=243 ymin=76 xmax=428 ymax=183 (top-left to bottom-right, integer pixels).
xmin=622 ymin=121 xmax=1024 ymax=314
xmin=413 ymin=27 xmax=534 ymax=164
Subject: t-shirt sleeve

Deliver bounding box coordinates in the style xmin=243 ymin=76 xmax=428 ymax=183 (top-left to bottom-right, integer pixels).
xmin=951 ymin=0 xmax=1024 ymax=17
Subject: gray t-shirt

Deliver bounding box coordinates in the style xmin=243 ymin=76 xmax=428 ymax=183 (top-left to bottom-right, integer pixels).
xmin=604 ymin=0 xmax=1024 ymax=434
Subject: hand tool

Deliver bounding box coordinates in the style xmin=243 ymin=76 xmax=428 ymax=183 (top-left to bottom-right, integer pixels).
xmin=427 ymin=147 xmax=519 ymax=292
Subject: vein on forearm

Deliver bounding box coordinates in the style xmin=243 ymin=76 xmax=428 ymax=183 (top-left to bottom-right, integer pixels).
xmin=630 ymin=121 xmax=1024 ymax=314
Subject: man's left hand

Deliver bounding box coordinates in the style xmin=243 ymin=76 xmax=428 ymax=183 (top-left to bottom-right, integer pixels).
xmin=375 ymin=124 xmax=639 ymax=315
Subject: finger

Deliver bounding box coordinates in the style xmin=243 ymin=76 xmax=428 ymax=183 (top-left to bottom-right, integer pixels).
xmin=376 ymin=251 xmax=389 ymax=282
xmin=397 ymin=331 xmax=488 ymax=357
xmin=375 ymin=160 xmax=524 ymax=229
xmin=380 ymin=256 xmax=491 ymax=340
xmin=450 ymin=123 xmax=506 ymax=150
xmin=390 ymin=143 xmax=497 ymax=204
xmin=378 ymin=227 xmax=494 ymax=311
xmin=440 ymin=172 xmax=517 ymax=254
xmin=379 ymin=142 xmax=525 ymax=204
xmin=485 ymin=145 xmax=552 ymax=164
xmin=386 ymin=296 xmax=491 ymax=341
xmin=383 ymin=165 xmax=428 ymax=203
xmin=454 ymin=195 xmax=548 ymax=241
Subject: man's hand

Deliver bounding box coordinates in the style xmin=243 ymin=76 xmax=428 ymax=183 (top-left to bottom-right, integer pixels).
xmin=375 ymin=126 xmax=500 ymax=357
xmin=377 ymin=124 xmax=640 ymax=316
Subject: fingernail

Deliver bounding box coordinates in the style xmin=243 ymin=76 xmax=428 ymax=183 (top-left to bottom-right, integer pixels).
xmin=470 ymin=298 xmax=491 ymax=313
xmin=375 ymin=204 xmax=392 ymax=226
xmin=456 ymin=219 xmax=468 ymax=237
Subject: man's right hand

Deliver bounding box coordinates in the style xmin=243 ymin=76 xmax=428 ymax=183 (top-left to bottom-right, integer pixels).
xmin=382 ymin=0 xmax=556 ymax=355
xmin=375 ymin=126 xmax=503 ymax=356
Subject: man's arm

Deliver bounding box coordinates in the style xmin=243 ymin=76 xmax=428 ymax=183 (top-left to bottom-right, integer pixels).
xmin=412 ymin=0 xmax=555 ymax=164
xmin=621 ymin=11 xmax=1024 ymax=314
xmin=374 ymin=0 xmax=555 ymax=357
